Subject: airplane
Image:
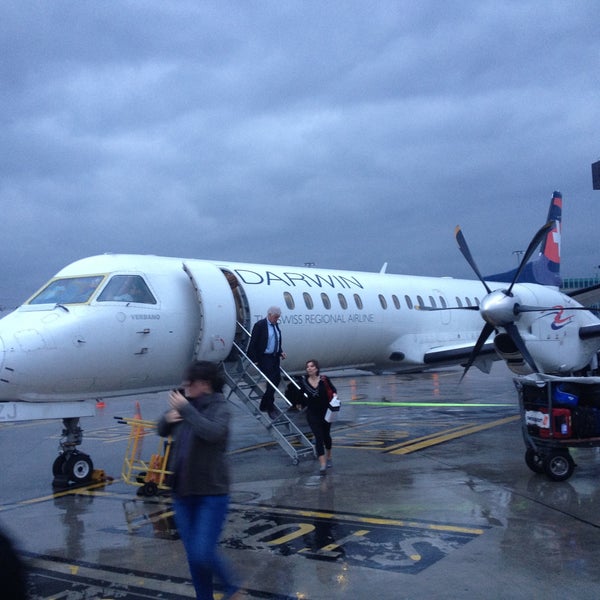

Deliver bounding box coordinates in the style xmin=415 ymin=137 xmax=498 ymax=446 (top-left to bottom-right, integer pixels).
xmin=1 ymin=191 xmax=600 ymax=483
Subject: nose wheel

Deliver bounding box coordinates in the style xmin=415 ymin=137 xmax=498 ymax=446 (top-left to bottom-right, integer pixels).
xmin=52 ymin=417 xmax=94 ymax=486
xmin=52 ymin=451 xmax=94 ymax=485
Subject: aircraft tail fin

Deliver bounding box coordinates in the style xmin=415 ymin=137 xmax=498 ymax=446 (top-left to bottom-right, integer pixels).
xmin=485 ymin=191 xmax=562 ymax=286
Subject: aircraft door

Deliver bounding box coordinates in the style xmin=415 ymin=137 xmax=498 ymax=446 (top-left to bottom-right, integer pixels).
xmin=220 ymin=269 xmax=251 ymax=347
xmin=182 ymin=262 xmax=237 ymax=362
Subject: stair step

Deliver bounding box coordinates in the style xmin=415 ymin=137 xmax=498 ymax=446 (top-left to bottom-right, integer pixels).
xmin=221 ymin=342 xmax=316 ymax=463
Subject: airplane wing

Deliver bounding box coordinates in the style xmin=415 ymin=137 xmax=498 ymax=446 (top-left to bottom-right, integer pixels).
xmin=568 ymin=283 xmax=600 ymax=307
xmin=423 ymin=340 xmax=497 ymax=370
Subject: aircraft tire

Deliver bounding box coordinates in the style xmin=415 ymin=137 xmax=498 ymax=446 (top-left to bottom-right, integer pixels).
xmin=65 ymin=452 xmax=94 ymax=484
xmin=52 ymin=454 xmax=67 ymax=477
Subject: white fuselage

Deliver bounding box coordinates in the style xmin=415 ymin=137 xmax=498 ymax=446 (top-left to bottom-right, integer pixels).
xmin=0 ymin=254 xmax=598 ymax=402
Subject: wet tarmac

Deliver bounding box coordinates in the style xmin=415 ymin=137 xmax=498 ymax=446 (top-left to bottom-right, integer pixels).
xmin=2 ymin=364 xmax=600 ymax=599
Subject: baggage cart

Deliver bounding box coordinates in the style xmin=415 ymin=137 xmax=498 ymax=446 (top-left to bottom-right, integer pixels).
xmin=115 ymin=415 xmax=173 ymax=496
xmin=516 ymin=373 xmax=600 ymax=481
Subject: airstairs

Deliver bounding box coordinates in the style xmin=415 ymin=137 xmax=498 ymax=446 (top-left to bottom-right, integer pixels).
xmin=222 ymin=327 xmax=316 ymax=465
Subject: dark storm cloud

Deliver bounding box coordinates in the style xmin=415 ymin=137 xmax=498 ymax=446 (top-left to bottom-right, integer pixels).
xmin=1 ymin=1 xmax=599 ymax=308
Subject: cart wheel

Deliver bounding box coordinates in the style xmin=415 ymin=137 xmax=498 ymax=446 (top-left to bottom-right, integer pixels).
xmin=524 ymin=448 xmax=545 ymax=474
xmin=543 ymin=450 xmax=575 ymax=482
xmin=142 ymin=481 xmax=158 ymax=497
xmin=65 ymin=452 xmax=94 ymax=484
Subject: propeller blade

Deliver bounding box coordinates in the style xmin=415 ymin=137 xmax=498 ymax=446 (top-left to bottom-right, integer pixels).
xmin=455 ymin=226 xmax=492 ymax=294
xmin=505 ymin=322 xmax=539 ymax=373
xmin=506 ymin=221 xmax=554 ymax=295
xmin=515 ymin=304 xmax=593 ymax=314
xmin=415 ymin=305 xmax=480 ymax=312
xmin=459 ymin=323 xmax=495 ymax=382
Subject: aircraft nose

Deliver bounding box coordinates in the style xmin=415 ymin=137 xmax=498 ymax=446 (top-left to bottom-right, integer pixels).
xmin=0 ymin=334 xmax=5 ymax=378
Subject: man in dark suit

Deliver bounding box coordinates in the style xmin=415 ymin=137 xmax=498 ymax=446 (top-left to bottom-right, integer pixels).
xmin=247 ymin=306 xmax=286 ymax=419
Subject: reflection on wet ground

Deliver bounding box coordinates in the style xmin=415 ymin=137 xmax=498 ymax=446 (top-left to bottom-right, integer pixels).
xmin=2 ymin=365 xmax=600 ymax=598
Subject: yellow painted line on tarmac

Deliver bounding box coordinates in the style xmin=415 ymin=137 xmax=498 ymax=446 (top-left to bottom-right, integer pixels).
xmin=389 ymin=415 xmax=520 ymax=454
xmin=0 ymin=479 xmax=121 ymax=512
xmin=243 ymin=504 xmax=485 ymax=535
xmin=229 ymin=440 xmax=279 ymax=454
xmin=378 ymin=423 xmax=480 ymax=453
xmin=27 ymin=556 xmax=197 ymax=599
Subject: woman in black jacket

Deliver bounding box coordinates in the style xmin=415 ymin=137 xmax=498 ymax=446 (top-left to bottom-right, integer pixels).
xmin=296 ymin=359 xmax=337 ymax=476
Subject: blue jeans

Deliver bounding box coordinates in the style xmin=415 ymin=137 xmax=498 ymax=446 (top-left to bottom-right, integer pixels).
xmin=173 ymin=494 xmax=238 ymax=600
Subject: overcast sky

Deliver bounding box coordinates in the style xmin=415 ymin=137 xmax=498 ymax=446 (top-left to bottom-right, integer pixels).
xmin=2 ymin=1 xmax=599 ymax=308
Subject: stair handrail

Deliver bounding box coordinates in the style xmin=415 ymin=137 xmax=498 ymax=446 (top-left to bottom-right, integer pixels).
xmin=230 ymin=340 xmax=296 ymax=407
xmin=232 ymin=320 xmax=303 ymax=404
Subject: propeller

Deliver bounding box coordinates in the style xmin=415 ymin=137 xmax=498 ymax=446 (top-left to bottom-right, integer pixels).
xmin=515 ymin=304 xmax=593 ymax=313
xmin=456 ymin=220 xmax=555 ymax=380
xmin=454 ymin=226 xmax=492 ymax=294
xmin=459 ymin=322 xmax=495 ymax=382
xmin=505 ymin=221 xmax=554 ymax=296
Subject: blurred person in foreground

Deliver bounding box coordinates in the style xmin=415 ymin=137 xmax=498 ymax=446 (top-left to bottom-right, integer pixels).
xmin=0 ymin=527 xmax=28 ymax=600
xmin=157 ymin=361 xmax=241 ymax=600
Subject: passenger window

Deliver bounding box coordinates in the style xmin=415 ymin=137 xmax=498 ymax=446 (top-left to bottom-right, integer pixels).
xmin=29 ymin=275 xmax=105 ymax=305
xmin=354 ymin=294 xmax=363 ymax=309
xmin=455 ymin=297 xmax=463 ymax=308
xmin=439 ymin=296 xmax=447 ymax=309
xmin=465 ymin=297 xmax=473 ymax=307
xmin=417 ymin=295 xmax=424 ymax=309
xmin=378 ymin=294 xmax=387 ymax=309
xmin=284 ymin=291 xmax=295 ymax=310
xmin=303 ymin=292 xmax=314 ymax=310
xmin=475 ymin=297 xmax=481 ymax=306
xmin=97 ymin=275 xmax=157 ymax=304
xmin=429 ymin=296 xmax=437 ymax=308
xmin=404 ymin=295 xmax=413 ymax=309
xmin=321 ymin=293 xmax=331 ymax=309
xmin=392 ymin=294 xmax=400 ymax=309
xmin=338 ymin=293 xmax=348 ymax=309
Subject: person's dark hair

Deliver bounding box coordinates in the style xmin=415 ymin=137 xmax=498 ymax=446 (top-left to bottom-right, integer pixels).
xmin=0 ymin=528 xmax=28 ymax=600
xmin=305 ymin=359 xmax=320 ymax=375
xmin=185 ymin=361 xmax=224 ymax=393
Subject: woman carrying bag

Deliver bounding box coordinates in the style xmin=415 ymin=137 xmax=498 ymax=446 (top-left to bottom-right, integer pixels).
xmin=296 ymin=359 xmax=338 ymax=476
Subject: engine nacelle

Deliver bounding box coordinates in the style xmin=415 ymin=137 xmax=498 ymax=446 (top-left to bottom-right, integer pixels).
xmin=493 ymin=333 xmax=532 ymax=375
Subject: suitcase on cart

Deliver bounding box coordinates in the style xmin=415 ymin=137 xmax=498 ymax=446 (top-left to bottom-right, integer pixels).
xmin=516 ymin=373 xmax=600 ymax=481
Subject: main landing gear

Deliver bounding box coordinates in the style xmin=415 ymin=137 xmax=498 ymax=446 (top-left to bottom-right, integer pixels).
xmin=52 ymin=417 xmax=94 ymax=487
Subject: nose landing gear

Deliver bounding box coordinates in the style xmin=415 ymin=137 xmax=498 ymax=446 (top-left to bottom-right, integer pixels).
xmin=52 ymin=417 xmax=94 ymax=487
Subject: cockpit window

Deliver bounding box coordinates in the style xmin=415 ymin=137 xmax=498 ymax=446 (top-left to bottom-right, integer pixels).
xmin=97 ymin=275 xmax=156 ymax=304
xmin=29 ymin=276 xmax=105 ymax=305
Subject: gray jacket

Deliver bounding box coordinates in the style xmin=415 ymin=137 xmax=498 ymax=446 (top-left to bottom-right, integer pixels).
xmin=157 ymin=392 xmax=231 ymax=496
